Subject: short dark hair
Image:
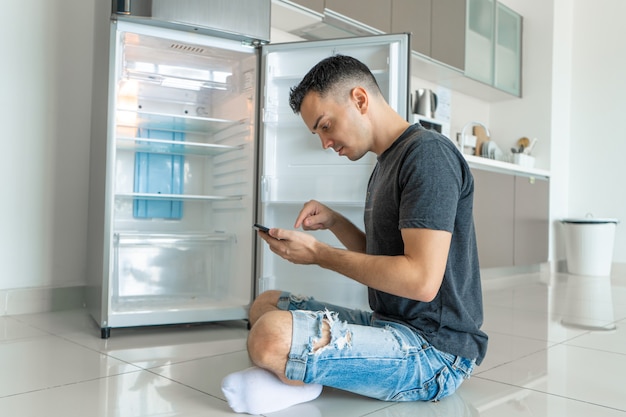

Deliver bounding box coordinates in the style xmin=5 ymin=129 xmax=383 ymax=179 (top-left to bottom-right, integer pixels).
xmin=288 ymin=54 xmax=382 ymax=114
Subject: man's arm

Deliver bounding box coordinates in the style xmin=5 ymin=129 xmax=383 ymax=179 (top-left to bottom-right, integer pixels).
xmin=261 ymin=227 xmax=451 ymax=302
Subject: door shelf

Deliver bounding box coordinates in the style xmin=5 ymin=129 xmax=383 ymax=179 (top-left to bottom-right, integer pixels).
xmin=115 ymin=193 xmax=243 ymax=202
xmin=116 ymin=109 xmax=245 ymax=134
xmin=116 ymin=136 xmax=242 ymax=156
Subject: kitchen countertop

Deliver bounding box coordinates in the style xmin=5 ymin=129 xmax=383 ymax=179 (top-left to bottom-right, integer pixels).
xmin=464 ymin=154 xmax=551 ymax=179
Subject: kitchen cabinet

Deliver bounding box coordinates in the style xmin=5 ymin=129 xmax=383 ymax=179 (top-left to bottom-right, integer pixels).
xmin=465 ymin=0 xmax=495 ymax=85
xmin=325 ymin=0 xmax=391 ymax=33
xmin=472 ymin=169 xmax=549 ymax=268
xmin=391 ymin=0 xmax=431 ymax=56
xmin=494 ymin=2 xmax=522 ymax=95
xmin=465 ymin=0 xmax=522 ymax=96
xmin=392 ymin=0 xmax=465 ymax=70
xmin=273 ymin=0 xmax=521 ymax=100
xmin=514 ymin=175 xmax=549 ymax=265
xmin=430 ymin=0 xmax=466 ymax=70
xmin=391 ymin=0 xmax=521 ymax=97
xmin=289 ymin=0 xmax=324 ymax=14
xmin=472 ymin=169 xmax=515 ymax=267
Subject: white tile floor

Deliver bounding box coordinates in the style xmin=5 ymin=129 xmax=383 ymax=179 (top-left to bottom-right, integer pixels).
xmin=1 ymin=271 xmax=626 ymax=416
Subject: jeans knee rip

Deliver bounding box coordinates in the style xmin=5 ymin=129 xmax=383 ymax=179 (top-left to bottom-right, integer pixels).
xmin=310 ymin=310 xmax=352 ymax=355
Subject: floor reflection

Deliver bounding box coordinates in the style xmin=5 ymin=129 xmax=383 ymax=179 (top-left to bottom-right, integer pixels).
xmin=556 ymin=274 xmax=616 ymax=331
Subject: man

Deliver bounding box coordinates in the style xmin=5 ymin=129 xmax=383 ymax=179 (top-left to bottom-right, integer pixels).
xmin=221 ymin=55 xmax=487 ymax=415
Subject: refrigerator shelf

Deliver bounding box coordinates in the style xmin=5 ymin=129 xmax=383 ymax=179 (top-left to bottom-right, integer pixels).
xmin=116 ymin=109 xmax=244 ymax=134
xmin=116 ymin=136 xmax=242 ymax=156
xmin=123 ymin=69 xmax=231 ymax=92
xmin=114 ymin=232 xmax=234 ymax=245
xmin=116 ymin=192 xmax=243 ymax=202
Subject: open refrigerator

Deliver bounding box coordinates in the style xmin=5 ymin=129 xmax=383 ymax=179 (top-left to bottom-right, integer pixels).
xmin=87 ymin=4 xmax=409 ymax=338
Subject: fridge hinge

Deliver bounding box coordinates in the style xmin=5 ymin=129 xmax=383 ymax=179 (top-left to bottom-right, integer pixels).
xmin=242 ymin=39 xmax=269 ymax=48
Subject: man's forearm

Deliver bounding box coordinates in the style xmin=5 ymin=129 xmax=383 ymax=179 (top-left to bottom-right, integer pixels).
xmin=329 ymin=213 xmax=366 ymax=253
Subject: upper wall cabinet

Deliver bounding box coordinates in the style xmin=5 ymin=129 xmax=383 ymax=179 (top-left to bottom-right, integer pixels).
xmin=273 ymin=0 xmax=522 ymax=100
xmin=289 ymin=0 xmax=324 ymax=13
xmin=494 ymin=2 xmax=522 ymax=95
xmin=391 ymin=0 xmax=522 ymax=99
xmin=465 ymin=0 xmax=495 ymax=85
xmin=430 ymin=0 xmax=466 ymax=71
xmin=465 ymin=0 xmax=522 ymax=96
xmin=391 ymin=0 xmax=466 ymax=71
xmin=325 ymin=0 xmax=392 ymax=33
xmin=390 ymin=0 xmax=431 ymax=56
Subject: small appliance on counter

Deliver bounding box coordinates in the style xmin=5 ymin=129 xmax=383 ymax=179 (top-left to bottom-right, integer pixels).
xmin=412 ymin=88 xmax=438 ymax=118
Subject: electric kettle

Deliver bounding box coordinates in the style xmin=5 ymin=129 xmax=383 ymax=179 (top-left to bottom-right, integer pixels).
xmin=413 ymin=89 xmax=438 ymax=118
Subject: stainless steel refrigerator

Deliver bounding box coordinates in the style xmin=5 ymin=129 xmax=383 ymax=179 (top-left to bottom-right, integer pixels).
xmin=87 ymin=0 xmax=409 ymax=338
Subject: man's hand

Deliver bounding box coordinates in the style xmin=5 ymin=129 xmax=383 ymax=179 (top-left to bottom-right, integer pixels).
xmin=294 ymin=200 xmax=336 ymax=231
xmin=257 ymin=228 xmax=323 ymax=265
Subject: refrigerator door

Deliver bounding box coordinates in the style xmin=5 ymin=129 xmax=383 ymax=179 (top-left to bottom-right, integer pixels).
xmin=257 ymin=34 xmax=410 ymax=310
xmin=98 ymin=20 xmax=258 ymax=334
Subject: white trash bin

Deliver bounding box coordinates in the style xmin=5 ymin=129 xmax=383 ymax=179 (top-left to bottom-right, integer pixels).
xmin=561 ymin=218 xmax=619 ymax=276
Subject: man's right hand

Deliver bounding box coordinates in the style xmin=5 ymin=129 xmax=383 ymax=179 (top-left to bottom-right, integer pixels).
xmin=294 ymin=200 xmax=336 ymax=231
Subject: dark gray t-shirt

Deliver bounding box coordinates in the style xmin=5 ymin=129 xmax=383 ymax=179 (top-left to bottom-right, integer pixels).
xmin=365 ymin=123 xmax=487 ymax=365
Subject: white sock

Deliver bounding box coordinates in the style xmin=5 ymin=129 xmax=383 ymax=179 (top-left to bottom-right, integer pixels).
xmin=221 ymin=366 xmax=323 ymax=415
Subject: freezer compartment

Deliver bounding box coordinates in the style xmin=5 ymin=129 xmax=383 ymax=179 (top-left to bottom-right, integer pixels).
xmin=111 ymin=232 xmax=244 ymax=312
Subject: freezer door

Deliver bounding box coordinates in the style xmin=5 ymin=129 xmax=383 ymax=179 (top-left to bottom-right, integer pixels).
xmin=256 ymin=34 xmax=410 ymax=310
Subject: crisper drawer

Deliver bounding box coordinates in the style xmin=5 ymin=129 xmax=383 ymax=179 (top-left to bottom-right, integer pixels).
xmin=112 ymin=233 xmax=234 ymax=311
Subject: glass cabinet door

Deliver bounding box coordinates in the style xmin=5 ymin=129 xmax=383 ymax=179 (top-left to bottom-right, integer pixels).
xmin=465 ymin=0 xmax=495 ymax=85
xmin=494 ymin=2 xmax=522 ymax=96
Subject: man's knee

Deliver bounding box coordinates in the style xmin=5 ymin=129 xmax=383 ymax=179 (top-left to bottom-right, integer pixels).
xmin=249 ymin=290 xmax=283 ymax=325
xmin=247 ymin=309 xmax=293 ymax=367
xmin=252 ymin=290 xmax=282 ymax=308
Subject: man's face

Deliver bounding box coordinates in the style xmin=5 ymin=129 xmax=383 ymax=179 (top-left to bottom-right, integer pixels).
xmin=299 ymin=90 xmax=370 ymax=161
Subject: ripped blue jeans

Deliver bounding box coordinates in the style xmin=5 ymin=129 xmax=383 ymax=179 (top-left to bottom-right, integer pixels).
xmin=277 ymin=292 xmax=475 ymax=402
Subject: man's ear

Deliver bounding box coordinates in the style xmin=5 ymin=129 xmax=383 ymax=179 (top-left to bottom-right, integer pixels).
xmin=351 ymin=86 xmax=369 ymax=113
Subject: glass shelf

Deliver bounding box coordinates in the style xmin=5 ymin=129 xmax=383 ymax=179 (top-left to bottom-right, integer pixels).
xmin=114 ymin=232 xmax=234 ymax=245
xmin=116 ymin=109 xmax=244 ymax=134
xmin=116 ymin=136 xmax=241 ymax=156
xmin=115 ymin=193 xmax=243 ymax=202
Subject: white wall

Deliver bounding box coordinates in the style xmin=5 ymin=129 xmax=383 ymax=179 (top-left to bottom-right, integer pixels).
xmin=567 ymin=0 xmax=626 ymax=263
xmin=0 ymin=1 xmax=94 ymax=293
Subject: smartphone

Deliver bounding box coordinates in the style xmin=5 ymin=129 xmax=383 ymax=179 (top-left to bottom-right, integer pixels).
xmin=253 ymin=223 xmax=270 ymax=233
